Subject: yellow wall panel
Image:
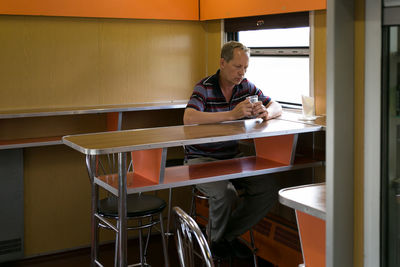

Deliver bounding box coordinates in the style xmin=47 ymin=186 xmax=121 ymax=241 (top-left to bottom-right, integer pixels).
xmin=22 ymin=109 xmax=191 ymax=256
xmin=0 ymin=14 xmax=223 ymax=256
xmin=204 ymin=20 xmax=223 ymax=75
xmin=24 ymin=146 xmax=91 ymax=255
xmin=313 ymin=10 xmax=327 ymax=116
xmin=0 ymin=15 xmax=207 ymax=111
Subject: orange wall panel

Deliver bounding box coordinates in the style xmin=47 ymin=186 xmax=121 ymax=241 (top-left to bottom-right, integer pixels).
xmin=200 ymin=0 xmax=326 ymax=20
xmin=0 ymin=0 xmax=199 ymax=20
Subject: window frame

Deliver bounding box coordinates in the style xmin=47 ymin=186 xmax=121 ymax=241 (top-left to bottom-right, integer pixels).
xmin=225 ymin=12 xmax=311 ymax=108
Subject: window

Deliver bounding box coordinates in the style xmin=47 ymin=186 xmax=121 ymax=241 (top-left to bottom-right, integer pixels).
xmin=238 ymin=27 xmax=310 ymax=105
xmin=225 ymin=12 xmax=310 ymax=106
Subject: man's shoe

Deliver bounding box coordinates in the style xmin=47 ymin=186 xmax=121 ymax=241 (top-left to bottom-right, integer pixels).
xmin=211 ymin=240 xmax=232 ymax=259
xmin=229 ymin=238 xmax=253 ymax=259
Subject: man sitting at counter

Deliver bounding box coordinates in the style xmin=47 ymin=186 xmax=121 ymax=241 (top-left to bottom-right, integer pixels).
xmin=183 ymin=41 xmax=282 ymax=260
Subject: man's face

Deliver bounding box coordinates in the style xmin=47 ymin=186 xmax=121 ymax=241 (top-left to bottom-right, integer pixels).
xmin=220 ymin=48 xmax=249 ymax=86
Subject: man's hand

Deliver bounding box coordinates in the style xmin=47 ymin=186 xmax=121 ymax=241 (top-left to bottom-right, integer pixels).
xmin=231 ymin=99 xmax=253 ymax=120
xmin=253 ymin=101 xmax=268 ymax=120
xmin=183 ymin=100 xmax=253 ymax=125
xmin=253 ymin=100 xmax=282 ymax=121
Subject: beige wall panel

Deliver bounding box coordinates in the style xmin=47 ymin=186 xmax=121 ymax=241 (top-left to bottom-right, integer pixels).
xmin=2 ymin=12 xmax=223 ymax=257
xmin=0 ymin=15 xmax=207 ymax=110
xmin=0 ymin=114 xmax=107 ymax=140
xmin=203 ymin=20 xmax=223 ymax=76
xmin=122 ymin=109 xmax=185 ymax=130
xmin=313 ymin=10 xmax=327 ymax=116
xmin=23 ymin=144 xmax=189 ymax=256
xmin=24 ymin=145 xmax=91 ymax=255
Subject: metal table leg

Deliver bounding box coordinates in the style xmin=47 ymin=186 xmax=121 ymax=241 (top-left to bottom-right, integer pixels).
xmin=118 ymin=152 xmax=128 ymax=267
xmin=87 ymin=155 xmax=99 ymax=267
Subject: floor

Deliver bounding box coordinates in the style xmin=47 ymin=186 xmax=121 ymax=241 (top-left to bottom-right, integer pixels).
xmin=2 ymin=236 xmax=275 ymax=267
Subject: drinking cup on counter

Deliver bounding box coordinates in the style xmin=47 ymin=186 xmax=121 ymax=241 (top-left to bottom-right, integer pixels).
xmin=301 ymin=95 xmax=316 ymax=120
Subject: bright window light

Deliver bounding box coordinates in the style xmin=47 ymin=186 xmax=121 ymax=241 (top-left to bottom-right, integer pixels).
xmin=238 ymin=27 xmax=310 ymax=105
xmin=245 ymin=56 xmax=309 ymax=104
xmin=239 ymin=27 xmax=310 ymax=47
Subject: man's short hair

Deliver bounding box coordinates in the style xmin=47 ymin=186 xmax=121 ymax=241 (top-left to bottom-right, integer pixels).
xmin=221 ymin=41 xmax=250 ymax=62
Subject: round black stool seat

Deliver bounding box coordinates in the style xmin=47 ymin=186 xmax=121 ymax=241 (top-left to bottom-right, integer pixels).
xmin=98 ymin=194 xmax=166 ymax=218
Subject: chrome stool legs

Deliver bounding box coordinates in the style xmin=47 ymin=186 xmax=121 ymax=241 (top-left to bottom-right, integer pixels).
xmin=111 ymin=213 xmax=168 ymax=267
xmin=190 ymin=186 xmax=258 ymax=267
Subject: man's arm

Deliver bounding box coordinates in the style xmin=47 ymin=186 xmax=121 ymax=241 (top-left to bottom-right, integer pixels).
xmin=183 ymin=99 xmax=254 ymax=125
xmin=265 ymin=100 xmax=283 ymax=119
xmin=183 ymin=109 xmax=232 ymax=125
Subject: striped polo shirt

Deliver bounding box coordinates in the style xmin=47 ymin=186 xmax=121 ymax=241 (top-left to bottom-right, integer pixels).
xmin=184 ymin=70 xmax=271 ymax=160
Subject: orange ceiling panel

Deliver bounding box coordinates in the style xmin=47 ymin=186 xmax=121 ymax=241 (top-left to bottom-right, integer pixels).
xmin=200 ymin=0 xmax=326 ymax=20
xmin=0 ymin=0 xmax=199 ymax=20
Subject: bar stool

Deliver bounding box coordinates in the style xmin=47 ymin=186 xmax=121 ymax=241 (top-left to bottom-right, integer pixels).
xmin=96 ymin=193 xmax=169 ymax=266
xmin=86 ymin=155 xmax=169 ymax=267
xmin=190 ymin=186 xmax=258 ymax=266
